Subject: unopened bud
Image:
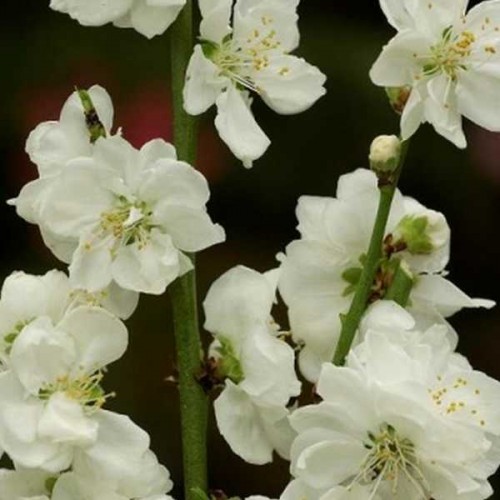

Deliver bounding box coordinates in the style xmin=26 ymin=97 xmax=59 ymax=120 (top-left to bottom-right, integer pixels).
xmin=369 ymin=135 xmax=401 ymax=174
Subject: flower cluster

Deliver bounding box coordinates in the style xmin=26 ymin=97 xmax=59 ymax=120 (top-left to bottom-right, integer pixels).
xmin=17 ymin=0 xmax=500 ymax=499
xmin=1 ymin=85 xmax=224 ymax=497
xmin=0 ymin=270 xmax=173 ymax=499
xmin=203 ymin=165 xmax=500 ymax=499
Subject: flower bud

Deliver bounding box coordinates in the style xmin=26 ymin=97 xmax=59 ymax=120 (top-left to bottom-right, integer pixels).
xmin=395 ymin=210 xmax=449 ymax=255
xmin=385 ymin=86 xmax=412 ymax=115
xmin=369 ymin=135 xmax=401 ymax=174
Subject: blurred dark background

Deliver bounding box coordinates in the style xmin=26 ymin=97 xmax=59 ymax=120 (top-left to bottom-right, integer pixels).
xmin=1 ymin=1 xmax=500 ymax=498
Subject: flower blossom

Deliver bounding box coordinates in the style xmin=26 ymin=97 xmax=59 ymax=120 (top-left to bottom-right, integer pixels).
xmin=13 ymin=135 xmax=225 ymax=294
xmin=183 ymin=0 xmax=326 ymax=167
xmin=203 ymin=265 xmax=301 ymax=464
xmin=371 ymin=0 xmax=500 ymax=147
xmin=0 ymin=270 xmax=138 ymax=376
xmin=0 ymin=304 xmax=128 ymax=471
xmin=289 ymin=303 xmax=500 ymax=499
xmin=278 ymin=168 xmax=494 ymax=381
xmin=49 ymin=0 xmax=186 ymax=39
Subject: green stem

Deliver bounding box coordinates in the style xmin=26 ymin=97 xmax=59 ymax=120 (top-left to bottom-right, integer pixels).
xmin=333 ymin=140 xmax=410 ymax=366
xmin=384 ymin=259 xmax=414 ymax=307
xmin=169 ymin=3 xmax=208 ymax=500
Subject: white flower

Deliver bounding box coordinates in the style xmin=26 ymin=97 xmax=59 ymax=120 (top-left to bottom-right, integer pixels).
xmin=370 ymin=0 xmax=500 ymax=147
xmin=0 ymin=306 xmax=128 ymax=471
xmin=203 ymin=265 xmax=301 ymax=464
xmin=289 ymin=336 xmax=500 ymax=499
xmin=49 ymin=0 xmax=186 ymax=39
xmin=183 ymin=0 xmax=326 ymax=167
xmin=278 ymin=169 xmax=494 ymax=382
xmin=14 ymin=136 xmax=225 ymax=295
xmin=0 ymin=270 xmax=137 ymax=372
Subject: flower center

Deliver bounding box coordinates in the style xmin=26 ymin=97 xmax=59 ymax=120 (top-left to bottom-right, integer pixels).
xmin=420 ymin=27 xmax=476 ymax=80
xmin=39 ymin=371 xmax=114 ymax=413
xmin=85 ymin=196 xmax=154 ymax=255
xmin=355 ymin=424 xmax=428 ymax=498
xmin=204 ymin=15 xmax=288 ymax=93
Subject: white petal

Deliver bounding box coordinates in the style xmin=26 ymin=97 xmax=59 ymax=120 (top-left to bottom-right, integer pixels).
xmin=153 ymin=204 xmax=225 ymax=252
xmin=198 ymin=0 xmax=232 ymax=43
xmin=1 ymin=270 xmax=71 ymax=325
xmin=0 ymin=373 xmax=71 ymax=472
xmin=10 ymin=317 xmax=76 ymax=395
xmin=69 ymin=234 xmax=114 ymax=292
xmin=379 ymin=0 xmax=416 ymax=30
xmin=336 ymin=168 xmax=378 ymax=201
xmin=140 ymin=138 xmax=177 ymax=167
xmin=370 ymin=31 xmax=432 ymax=87
xmin=457 ymin=62 xmax=500 ymax=132
xmin=240 ymin=329 xmax=300 ymax=405
xmin=13 ymin=177 xmax=54 ymax=225
xmin=291 ymin=430 xmax=365 ymax=490
xmin=203 ymin=266 xmax=276 ymax=344
xmin=214 ymin=381 xmax=275 ymax=465
xmin=255 ymin=55 xmax=326 ymax=115
xmin=411 ymin=274 xmax=495 ymax=317
xmin=41 ymin=160 xmax=115 ymax=238
xmin=183 ymin=46 xmax=227 ymax=115
xmin=425 ymin=75 xmax=466 ymax=148
xmin=64 ymin=0 xmax=132 ymax=26
xmin=73 ymin=410 xmax=151 ymax=483
xmin=129 ymin=0 xmax=184 ymax=39
xmin=111 ymin=232 xmax=183 ymax=294
xmin=25 ymin=122 xmax=85 ymax=177
xmin=215 ymin=87 xmax=270 ymax=168
xmin=40 ymin=226 xmax=78 ymax=264
xmin=38 ymin=393 xmax=98 ymax=446
xmin=99 ymin=281 xmax=140 ymax=320
xmin=57 ymin=306 xmax=128 ymax=373
xmin=138 ymin=159 xmax=211 ymax=208
xmin=401 ymin=85 xmax=425 ymax=140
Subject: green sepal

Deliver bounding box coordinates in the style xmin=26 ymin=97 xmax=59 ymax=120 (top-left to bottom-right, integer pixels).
xmin=396 ymin=215 xmax=434 ymax=254
xmin=201 ymin=40 xmax=219 ymax=59
xmin=216 ymin=337 xmax=244 ymax=384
